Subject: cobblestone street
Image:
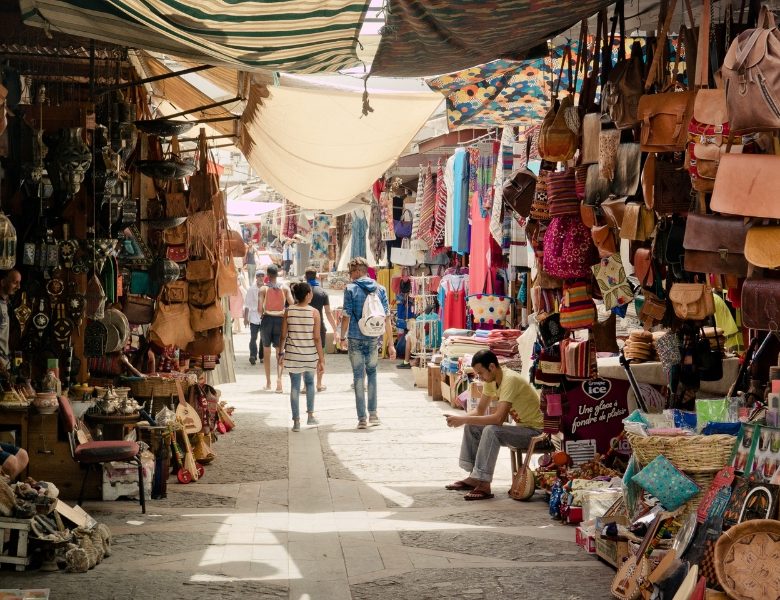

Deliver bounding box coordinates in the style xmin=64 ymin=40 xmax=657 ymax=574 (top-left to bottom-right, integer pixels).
xmin=5 ymin=330 xmax=614 ymax=599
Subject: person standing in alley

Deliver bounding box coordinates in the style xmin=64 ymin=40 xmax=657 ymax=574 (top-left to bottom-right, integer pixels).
xmin=243 ymin=271 xmax=264 ymax=365
xmin=245 ymin=241 xmax=258 ymax=284
xmin=282 ymin=240 xmax=295 ymax=277
xmin=279 ymin=282 xmax=324 ymax=432
xmin=258 ymin=265 xmax=294 ymax=392
xmin=340 ymin=257 xmax=395 ymax=429
xmin=305 ymin=268 xmax=337 ymax=392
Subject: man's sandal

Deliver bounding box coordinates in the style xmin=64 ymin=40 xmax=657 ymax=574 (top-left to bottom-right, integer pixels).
xmin=463 ymin=489 xmax=495 ymax=501
xmin=445 ymin=480 xmax=475 ymax=491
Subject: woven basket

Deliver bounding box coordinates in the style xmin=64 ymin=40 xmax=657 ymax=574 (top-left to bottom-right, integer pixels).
xmin=714 ymin=519 xmax=780 ymax=599
xmin=681 ymin=471 xmax=717 ymax=515
xmin=126 ymin=376 xmax=183 ymax=399
xmin=626 ymin=432 xmax=737 ymax=472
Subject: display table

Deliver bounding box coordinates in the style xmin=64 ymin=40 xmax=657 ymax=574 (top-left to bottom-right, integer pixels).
xmin=597 ymin=356 xmax=740 ymax=396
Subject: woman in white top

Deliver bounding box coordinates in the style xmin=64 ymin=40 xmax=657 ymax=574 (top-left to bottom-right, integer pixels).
xmin=279 ymin=282 xmax=324 ymax=431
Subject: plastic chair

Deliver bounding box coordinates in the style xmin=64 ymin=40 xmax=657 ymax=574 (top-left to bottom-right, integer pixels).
xmin=58 ymin=396 xmax=146 ymax=514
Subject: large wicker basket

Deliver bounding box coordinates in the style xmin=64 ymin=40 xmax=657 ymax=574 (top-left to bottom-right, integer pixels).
xmin=626 ymin=432 xmax=737 ymax=473
xmin=125 ymin=376 xmax=184 ymax=399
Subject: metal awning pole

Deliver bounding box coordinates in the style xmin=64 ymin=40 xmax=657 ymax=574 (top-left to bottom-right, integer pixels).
xmin=97 ymin=64 xmax=215 ymax=94
xmin=165 ymin=96 xmax=242 ymax=119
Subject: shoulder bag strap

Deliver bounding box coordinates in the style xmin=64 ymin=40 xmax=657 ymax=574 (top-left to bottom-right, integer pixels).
xmin=553 ymin=44 xmax=572 ymax=99
xmin=645 ymin=0 xmax=679 ymax=91
xmin=695 ymin=0 xmax=712 ymax=89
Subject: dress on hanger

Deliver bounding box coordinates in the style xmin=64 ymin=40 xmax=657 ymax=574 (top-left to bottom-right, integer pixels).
xmin=452 ymin=148 xmax=470 ymax=254
xmin=443 ymin=278 xmax=467 ymax=331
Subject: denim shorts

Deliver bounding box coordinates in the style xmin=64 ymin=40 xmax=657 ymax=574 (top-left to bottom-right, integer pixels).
xmin=0 ymin=442 xmax=20 ymax=464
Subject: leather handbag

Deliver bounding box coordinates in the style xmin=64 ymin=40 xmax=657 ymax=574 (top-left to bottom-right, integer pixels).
xmin=711 ymin=153 xmax=780 ymax=218
xmin=188 ymin=129 xmax=224 ymax=218
xmin=187 ymin=328 xmax=225 ymax=356
xmin=633 ymin=247 xmax=654 ymax=288
xmin=742 ymin=278 xmax=780 ymax=329
xmin=745 ymin=225 xmax=780 ymax=269
xmin=683 ymin=214 xmax=749 ymax=275
xmin=394 ymin=208 xmax=413 ymax=238
xmin=647 ymin=153 xmax=693 ymax=215
xmin=163 ymin=281 xmax=188 ymax=304
xmin=591 ymin=224 xmax=618 ymax=258
xmin=723 ymin=5 xmax=780 ymax=133
xmin=539 ymin=46 xmax=579 ymax=162
xmin=669 ymin=283 xmax=715 ymax=320
xmin=150 ymin=301 xmax=195 ymax=348
xmin=186 ymin=257 xmax=214 ymax=282
xmin=227 ymin=229 xmax=246 ymax=258
xmin=530 ymin=169 xmax=552 ymax=220
xmin=122 ymin=294 xmax=155 ymax=325
xmin=620 ymin=203 xmax=655 ymax=241
xmin=188 ymin=280 xmax=217 ymax=307
xmin=639 ymin=291 xmax=668 ymax=327
xmin=580 ymin=203 xmax=598 ymax=228
xmin=502 ymin=138 xmax=537 ymax=217
xmin=593 ymin=313 xmax=619 ymax=353
xmin=216 ymin=252 xmax=238 ymax=297
xmin=601 ymin=197 xmax=627 ymax=229
xmin=592 ymin=254 xmax=634 ymax=309
xmin=584 ymin=164 xmax=611 ymax=206
xmin=190 ymin=302 xmax=225 ymax=333
xmin=601 ymin=2 xmax=644 ymax=130
xmin=636 ymin=0 xmax=696 ymax=152
xmin=164 ymin=222 xmax=188 ymax=246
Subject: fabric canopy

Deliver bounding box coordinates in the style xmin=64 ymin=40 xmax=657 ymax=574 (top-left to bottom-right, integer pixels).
xmin=21 ymin=0 xmax=371 ymax=73
xmin=427 ymin=45 xmax=583 ymax=130
xmin=371 ymin=0 xmax=613 ymax=77
xmin=239 ymin=83 xmax=442 ymax=211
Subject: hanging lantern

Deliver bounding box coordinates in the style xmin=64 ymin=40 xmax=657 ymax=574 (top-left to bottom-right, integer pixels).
xmin=52 ymin=127 xmax=92 ymax=196
xmin=0 ymin=212 xmax=17 ymax=270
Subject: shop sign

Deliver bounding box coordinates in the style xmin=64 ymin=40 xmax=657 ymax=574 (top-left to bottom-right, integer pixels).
xmin=562 ymin=377 xmax=630 ymax=455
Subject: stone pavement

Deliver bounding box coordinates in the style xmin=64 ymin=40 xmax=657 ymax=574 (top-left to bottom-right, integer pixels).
xmin=4 ymin=331 xmax=614 ymax=599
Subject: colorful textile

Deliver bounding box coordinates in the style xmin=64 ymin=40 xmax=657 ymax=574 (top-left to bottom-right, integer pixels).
xmin=370 ymin=199 xmax=385 ymax=263
xmin=452 ymin=149 xmax=470 ymax=255
xmin=469 ymin=190 xmax=491 ymax=295
xmin=426 ymin=45 xmax=584 ymax=130
xmin=311 ymin=214 xmax=331 ymax=263
xmin=22 ymin=0 xmax=373 ymax=74
xmin=351 ymin=211 xmax=367 ymax=259
xmin=431 ymin=159 xmax=448 ymax=252
xmin=509 ymin=217 xmax=529 ymax=268
xmin=414 ymin=163 xmax=436 ymax=251
xmin=371 ymin=0 xmax=609 ymax=77
xmin=411 ymin=165 xmax=425 ymax=244
xmin=379 ymin=179 xmax=398 ymax=242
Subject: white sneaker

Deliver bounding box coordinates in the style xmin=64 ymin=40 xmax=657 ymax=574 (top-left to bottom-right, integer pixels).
xmin=307 ymin=415 xmax=319 ymax=426
xmin=368 ymin=413 xmax=381 ymax=426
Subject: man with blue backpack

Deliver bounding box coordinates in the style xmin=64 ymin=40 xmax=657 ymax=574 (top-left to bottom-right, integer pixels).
xmin=340 ymin=257 xmax=396 ymax=429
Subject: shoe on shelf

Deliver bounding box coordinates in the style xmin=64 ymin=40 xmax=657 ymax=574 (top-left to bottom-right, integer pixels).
xmin=249 ymin=357 xmax=256 ymax=365
xmin=307 ymin=415 xmax=319 ymax=426
xmin=292 ymin=420 xmax=301 ymax=432
xmin=396 ymin=362 xmax=412 ymax=369
xmin=368 ymin=413 xmax=381 ymax=426
xmin=357 ymin=419 xmax=367 ymax=429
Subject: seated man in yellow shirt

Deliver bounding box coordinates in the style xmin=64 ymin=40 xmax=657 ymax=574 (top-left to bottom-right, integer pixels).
xmin=445 ymin=349 xmax=543 ymax=501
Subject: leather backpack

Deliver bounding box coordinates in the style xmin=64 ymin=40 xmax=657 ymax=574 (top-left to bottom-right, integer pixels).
xmin=723 ymin=5 xmax=780 ymax=133
xmin=502 ymin=138 xmax=537 ymax=217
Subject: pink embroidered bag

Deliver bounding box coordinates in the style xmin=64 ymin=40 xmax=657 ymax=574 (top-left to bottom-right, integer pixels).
xmin=542 ymin=216 xmax=598 ymax=280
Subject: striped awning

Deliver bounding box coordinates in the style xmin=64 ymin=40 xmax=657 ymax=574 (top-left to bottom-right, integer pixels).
xmin=20 ymin=0 xmax=371 ymax=74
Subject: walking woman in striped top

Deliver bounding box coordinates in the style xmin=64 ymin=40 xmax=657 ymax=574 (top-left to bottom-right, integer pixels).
xmin=279 ymin=282 xmax=325 ymax=432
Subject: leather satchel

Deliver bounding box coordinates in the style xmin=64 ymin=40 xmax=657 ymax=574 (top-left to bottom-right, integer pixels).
xmin=166 ymin=244 xmax=188 ymax=263
xmin=723 ymin=6 xmax=780 ymax=133
xmin=187 ymin=328 xmax=225 ymax=356
xmin=639 ymin=291 xmax=668 ymax=327
xmin=227 ymin=230 xmax=246 ymax=258
xmin=602 ymin=36 xmax=645 ymax=129
xmin=163 ymin=281 xmax=188 ymax=304
xmin=683 ymin=214 xmax=749 ymax=275
xmin=742 ymin=278 xmax=780 ymax=329
xmin=637 ymin=90 xmax=696 ymax=152
xmin=186 ymin=258 xmax=214 ymax=282
xmin=122 ymin=294 xmax=155 ymax=325
xmin=633 ymin=247 xmax=654 ymax=288
xmin=188 ymin=280 xmax=217 ymax=308
xmin=745 ymin=226 xmax=780 ymax=269
xmin=711 ymin=154 xmax=780 ymax=218
xmin=669 ymin=283 xmax=715 ymax=320
xmin=620 ymin=203 xmax=655 ymax=241
xmin=190 ymin=302 xmax=225 ymax=332
xmin=601 ymin=197 xmax=627 ymax=229
xmin=150 ymin=301 xmax=195 ymax=348
xmin=164 ymin=222 xmax=188 ymax=246
xmin=503 ymin=138 xmax=537 ymax=217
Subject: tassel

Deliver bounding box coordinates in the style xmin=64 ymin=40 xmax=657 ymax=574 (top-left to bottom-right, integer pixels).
xmin=361 ymin=75 xmax=374 ymax=117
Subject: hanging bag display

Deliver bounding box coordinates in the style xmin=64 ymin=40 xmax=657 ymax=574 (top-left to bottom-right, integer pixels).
xmin=150 ymin=300 xmax=195 ymax=348
xmin=215 ymin=242 xmax=239 ymax=298
xmin=466 ymin=273 xmax=513 ymax=329
xmin=581 ymin=11 xmax=607 ymax=164
xmin=711 ymin=150 xmax=780 ymax=219
xmin=645 ymin=152 xmax=694 ymax=215
xmin=742 ymin=278 xmax=780 ymax=329
xmin=683 ymin=213 xmax=750 ymax=276
xmin=539 ymin=45 xmax=579 ymax=163
xmin=393 ymin=207 xmax=414 ymax=239
xmin=122 ymin=294 xmax=155 ymax=325
xmin=530 ymin=169 xmax=553 ymax=221
xmin=542 ymin=216 xmax=597 ymax=280
xmin=723 ymin=5 xmax=780 ymax=133
xmin=546 ymin=168 xmax=579 ymax=217
xmin=190 ymin=302 xmax=225 ymax=333
xmin=745 ymin=225 xmax=780 ymax=269
xmin=188 ymin=128 xmax=223 ymax=218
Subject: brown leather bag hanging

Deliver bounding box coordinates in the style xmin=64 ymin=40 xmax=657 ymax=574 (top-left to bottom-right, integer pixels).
xmin=190 ymin=302 xmax=225 ymax=333
xmin=601 ymin=1 xmax=645 ymax=129
xmin=227 ymin=229 xmax=247 ymax=258
xmin=187 ymin=328 xmax=225 ymax=356
xmin=216 ymin=246 xmax=239 ymax=298
xmin=539 ymin=45 xmax=579 ymax=163
xmin=742 ymin=278 xmax=780 ymax=329
xmin=645 ymin=152 xmax=693 ymax=215
xmin=502 ymin=137 xmax=537 ymax=217
xmin=188 ymin=128 xmax=222 ymax=216
xmin=188 ymin=280 xmax=218 ymax=307
xmin=711 ymin=149 xmax=780 ymax=218
xmin=723 ymin=5 xmax=780 ymax=133
xmin=637 ymin=0 xmax=696 ymax=152
xmin=683 ymin=213 xmax=750 ymax=276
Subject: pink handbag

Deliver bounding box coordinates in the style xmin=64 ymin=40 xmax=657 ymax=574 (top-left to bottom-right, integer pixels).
xmin=542 ymin=216 xmax=598 ymax=280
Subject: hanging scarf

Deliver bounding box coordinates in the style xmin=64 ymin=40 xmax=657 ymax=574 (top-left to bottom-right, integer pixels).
xmin=478 ymin=153 xmax=494 ymax=218
xmin=413 ymin=163 xmax=436 ymax=251
xmin=370 ymin=197 xmax=385 ymax=262
xmin=410 ymin=164 xmax=425 ymax=243
xmin=431 ymin=158 xmax=448 ymax=252
xmin=489 ymin=128 xmax=515 ymax=244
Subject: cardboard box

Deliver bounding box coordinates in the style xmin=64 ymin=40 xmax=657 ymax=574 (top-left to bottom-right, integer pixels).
xmin=595 ymin=515 xmax=630 ymax=569
xmin=575 ymin=526 xmax=597 ymax=554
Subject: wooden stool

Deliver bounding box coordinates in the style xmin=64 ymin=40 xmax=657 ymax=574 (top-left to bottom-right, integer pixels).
xmin=509 ymin=435 xmax=554 ymax=477
xmin=0 ymin=517 xmax=32 ymax=571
